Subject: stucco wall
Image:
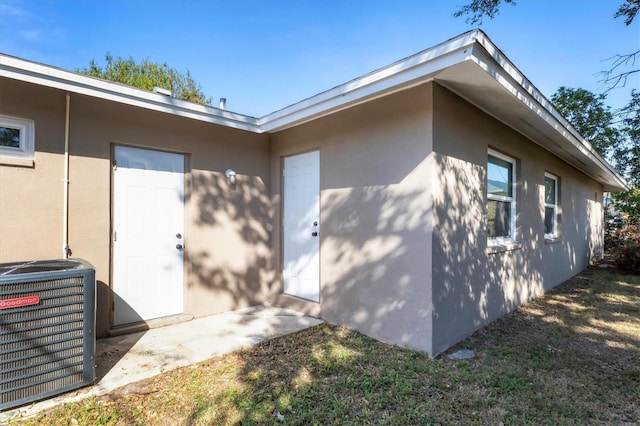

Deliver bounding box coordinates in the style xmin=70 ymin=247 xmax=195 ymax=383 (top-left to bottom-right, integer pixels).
xmin=1 ymin=76 xmax=606 ymax=356
xmin=0 ymin=80 xmax=67 ymax=260
xmin=271 ymin=84 xmax=435 ymax=353
xmin=0 ymin=78 xmax=272 ymax=337
xmin=430 ymin=84 xmax=604 ymax=355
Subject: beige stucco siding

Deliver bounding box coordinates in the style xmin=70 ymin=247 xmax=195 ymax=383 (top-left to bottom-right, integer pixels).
xmin=1 ymin=74 xmax=608 ymax=357
xmin=271 ymin=84 xmax=435 ymax=352
xmin=0 ymin=78 xmax=272 ymax=337
xmin=430 ymin=84 xmax=604 ymax=355
xmin=0 ymin=80 xmax=67 ymax=260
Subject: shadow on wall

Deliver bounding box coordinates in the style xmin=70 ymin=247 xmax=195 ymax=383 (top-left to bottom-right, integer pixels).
xmin=430 ymin=153 xmax=596 ymax=355
xmin=431 ymin=153 xmax=540 ymax=354
xmin=318 ymin=157 xmax=433 ymax=352
xmin=186 ymin=170 xmax=276 ymax=321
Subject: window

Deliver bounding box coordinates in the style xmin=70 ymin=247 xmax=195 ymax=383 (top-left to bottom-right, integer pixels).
xmin=487 ymin=149 xmax=516 ymax=242
xmin=0 ymin=115 xmax=35 ymax=159
xmin=544 ymin=172 xmax=558 ymax=238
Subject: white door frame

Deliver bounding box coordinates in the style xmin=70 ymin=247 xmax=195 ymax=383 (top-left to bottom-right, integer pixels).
xmin=111 ymin=145 xmax=185 ymax=326
xmin=282 ymin=150 xmax=320 ymax=302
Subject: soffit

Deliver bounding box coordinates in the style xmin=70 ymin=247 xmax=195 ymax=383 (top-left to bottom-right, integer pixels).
xmin=432 ymin=44 xmax=627 ymax=191
xmin=0 ymin=31 xmax=627 ymax=190
xmin=257 ymin=30 xmax=626 ymax=191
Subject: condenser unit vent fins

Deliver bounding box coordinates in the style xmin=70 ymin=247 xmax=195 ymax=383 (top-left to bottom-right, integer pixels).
xmin=0 ymin=259 xmax=95 ymax=410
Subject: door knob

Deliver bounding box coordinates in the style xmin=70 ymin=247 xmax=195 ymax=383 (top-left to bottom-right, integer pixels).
xmin=176 ymin=233 xmax=182 ymax=239
xmin=311 ymin=232 xmax=318 ymax=237
xmin=176 ymin=244 xmax=184 ymax=251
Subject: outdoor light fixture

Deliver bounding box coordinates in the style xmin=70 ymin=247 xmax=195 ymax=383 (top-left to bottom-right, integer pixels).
xmin=225 ymin=168 xmax=237 ymax=185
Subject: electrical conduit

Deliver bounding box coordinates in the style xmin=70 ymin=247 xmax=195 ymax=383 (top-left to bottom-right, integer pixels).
xmin=62 ymin=93 xmax=70 ymax=258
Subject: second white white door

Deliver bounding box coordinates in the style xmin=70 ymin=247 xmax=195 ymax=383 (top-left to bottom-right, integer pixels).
xmin=283 ymin=150 xmax=320 ymax=302
xmin=113 ymin=146 xmax=185 ymax=326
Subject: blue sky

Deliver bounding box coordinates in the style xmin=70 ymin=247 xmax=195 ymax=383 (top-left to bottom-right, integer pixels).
xmin=1 ymin=0 xmax=638 ymax=117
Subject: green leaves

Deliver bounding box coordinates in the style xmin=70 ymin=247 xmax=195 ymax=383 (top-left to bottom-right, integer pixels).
xmin=452 ymin=0 xmax=517 ymax=25
xmin=551 ymin=87 xmax=621 ymax=160
xmin=615 ymin=0 xmax=640 ymax=25
xmin=78 ymin=53 xmax=212 ymax=105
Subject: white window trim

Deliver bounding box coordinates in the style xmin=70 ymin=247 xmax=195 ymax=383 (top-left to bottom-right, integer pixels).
xmin=0 ymin=115 xmax=35 ymax=160
xmin=544 ymin=172 xmax=559 ymax=240
xmin=487 ymin=148 xmax=517 ymax=247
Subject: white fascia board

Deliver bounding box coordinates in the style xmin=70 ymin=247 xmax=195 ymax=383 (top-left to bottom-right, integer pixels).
xmin=0 ymin=54 xmax=260 ymax=132
xmin=469 ymin=33 xmax=628 ymax=191
xmin=258 ymin=30 xmax=480 ymax=133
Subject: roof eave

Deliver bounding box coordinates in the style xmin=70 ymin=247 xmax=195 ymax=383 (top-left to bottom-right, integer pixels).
xmin=0 ymin=54 xmax=260 ymax=132
xmin=468 ymin=33 xmax=629 ymax=192
xmin=255 ymin=29 xmax=627 ymax=191
xmin=0 ymin=30 xmax=629 ymax=191
xmin=257 ymin=30 xmax=480 ymax=133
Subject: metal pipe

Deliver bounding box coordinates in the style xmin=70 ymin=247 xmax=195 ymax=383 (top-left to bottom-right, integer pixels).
xmin=62 ymin=93 xmax=70 ymax=258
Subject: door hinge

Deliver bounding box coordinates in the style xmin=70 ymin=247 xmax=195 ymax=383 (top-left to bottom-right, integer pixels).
xmin=112 ymin=160 xmax=117 ymax=171
xmin=112 ymin=230 xmax=117 ymax=242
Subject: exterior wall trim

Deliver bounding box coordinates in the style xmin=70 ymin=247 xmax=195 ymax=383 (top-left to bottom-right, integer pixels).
xmin=0 ymin=29 xmax=627 ymax=189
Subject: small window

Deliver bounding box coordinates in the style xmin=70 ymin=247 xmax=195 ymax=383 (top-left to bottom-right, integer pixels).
xmin=487 ymin=149 xmax=516 ymax=242
xmin=0 ymin=115 xmax=35 ymax=159
xmin=544 ymin=172 xmax=558 ymax=237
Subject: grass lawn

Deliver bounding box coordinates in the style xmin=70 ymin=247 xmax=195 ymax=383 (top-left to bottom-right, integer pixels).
xmin=10 ymin=269 xmax=640 ymax=425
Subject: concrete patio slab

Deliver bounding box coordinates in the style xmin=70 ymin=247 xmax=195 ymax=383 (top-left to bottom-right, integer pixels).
xmin=0 ymin=306 xmax=323 ymax=423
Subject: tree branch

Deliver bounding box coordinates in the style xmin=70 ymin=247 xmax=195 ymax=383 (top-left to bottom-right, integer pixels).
xmin=453 ymin=0 xmax=516 ymax=25
xmin=599 ymin=50 xmax=640 ymax=91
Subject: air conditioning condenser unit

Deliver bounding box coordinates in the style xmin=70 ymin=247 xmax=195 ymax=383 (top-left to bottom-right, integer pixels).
xmin=0 ymin=259 xmax=96 ymax=410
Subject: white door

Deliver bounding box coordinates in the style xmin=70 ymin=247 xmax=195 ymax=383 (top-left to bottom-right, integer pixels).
xmin=283 ymin=150 xmax=320 ymax=302
xmin=113 ymin=146 xmax=185 ymax=326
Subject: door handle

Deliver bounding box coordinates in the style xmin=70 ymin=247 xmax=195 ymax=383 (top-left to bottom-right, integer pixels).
xmin=176 ymin=244 xmax=184 ymax=251
xmin=311 ymin=232 xmax=318 ymax=237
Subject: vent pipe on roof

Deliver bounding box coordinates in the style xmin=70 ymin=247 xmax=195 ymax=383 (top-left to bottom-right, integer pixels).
xmin=219 ymin=98 xmax=227 ymax=110
xmin=153 ymin=87 xmax=172 ymax=97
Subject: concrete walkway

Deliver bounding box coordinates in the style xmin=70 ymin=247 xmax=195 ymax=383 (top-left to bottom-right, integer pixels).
xmin=1 ymin=306 xmax=323 ymax=423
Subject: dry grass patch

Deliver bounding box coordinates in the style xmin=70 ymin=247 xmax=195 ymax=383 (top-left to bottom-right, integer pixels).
xmin=9 ymin=269 xmax=640 ymax=425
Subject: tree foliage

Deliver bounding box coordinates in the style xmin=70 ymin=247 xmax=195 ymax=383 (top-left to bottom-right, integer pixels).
xmin=610 ymin=90 xmax=640 ymax=235
xmin=79 ymin=53 xmax=211 ymax=105
xmin=455 ymin=0 xmax=638 ymax=91
xmin=453 ymin=0 xmax=516 ymax=24
xmin=551 ymin=87 xmax=621 ymax=159
xmin=455 ymin=0 xmax=637 ymax=26
xmin=605 ymin=1 xmax=640 ymax=89
xmin=615 ymin=90 xmax=640 ymax=185
xmin=615 ymin=0 xmax=640 ymax=25
xmin=607 ymin=90 xmax=640 ymax=258
xmin=454 ymin=0 xmax=640 ymax=261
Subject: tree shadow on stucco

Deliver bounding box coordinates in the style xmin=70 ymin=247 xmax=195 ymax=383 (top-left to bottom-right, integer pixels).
xmin=430 ymin=152 xmax=545 ymax=354
xmin=312 ymin=151 xmax=578 ymax=357
xmin=315 ymin=174 xmax=434 ymax=351
xmin=180 ymin=151 xmax=634 ymax=423
xmin=186 ymin=170 xmax=278 ymax=324
xmin=429 ymin=153 xmax=606 ymax=355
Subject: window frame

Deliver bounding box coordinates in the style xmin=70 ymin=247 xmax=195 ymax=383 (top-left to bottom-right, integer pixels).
xmin=0 ymin=115 xmax=35 ymax=160
xmin=487 ymin=148 xmax=517 ymax=245
xmin=544 ymin=172 xmax=559 ymax=239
